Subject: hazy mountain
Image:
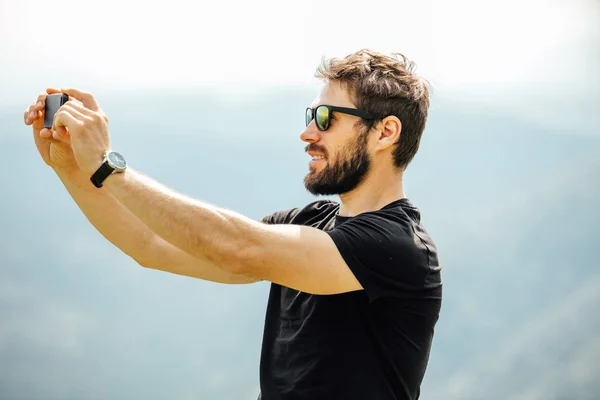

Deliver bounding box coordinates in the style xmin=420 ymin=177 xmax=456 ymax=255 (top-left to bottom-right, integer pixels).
xmin=1 ymin=87 xmax=599 ymax=399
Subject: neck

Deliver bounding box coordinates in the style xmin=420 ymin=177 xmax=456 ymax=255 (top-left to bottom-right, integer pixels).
xmin=337 ymin=164 xmax=405 ymax=217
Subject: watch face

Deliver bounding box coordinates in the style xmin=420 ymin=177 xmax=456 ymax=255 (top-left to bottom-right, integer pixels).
xmin=107 ymin=151 xmax=127 ymax=170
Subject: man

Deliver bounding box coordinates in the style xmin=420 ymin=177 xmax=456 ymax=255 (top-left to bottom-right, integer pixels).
xmin=23 ymin=49 xmax=442 ymax=400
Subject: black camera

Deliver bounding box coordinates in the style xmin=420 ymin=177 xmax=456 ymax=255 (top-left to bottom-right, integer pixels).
xmin=44 ymin=93 xmax=69 ymax=129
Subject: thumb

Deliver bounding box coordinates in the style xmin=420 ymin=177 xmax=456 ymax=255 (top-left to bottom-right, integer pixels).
xmin=52 ymin=126 xmax=71 ymax=144
xmin=60 ymin=88 xmax=100 ymax=111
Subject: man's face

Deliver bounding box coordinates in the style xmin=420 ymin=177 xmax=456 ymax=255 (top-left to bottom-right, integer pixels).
xmin=301 ymin=82 xmax=372 ymax=196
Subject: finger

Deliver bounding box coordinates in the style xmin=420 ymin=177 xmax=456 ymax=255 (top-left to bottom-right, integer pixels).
xmin=53 ymin=109 xmax=82 ymax=132
xmin=24 ymin=104 xmax=41 ymax=125
xmin=24 ymin=92 xmax=45 ymax=124
xmin=52 ymin=127 xmax=72 ymax=144
xmin=61 ymin=100 xmax=96 ymax=117
xmin=24 ymin=108 xmax=32 ymax=125
xmin=32 ymin=125 xmax=61 ymax=149
xmin=60 ymin=88 xmax=100 ymax=111
xmin=28 ymin=103 xmax=38 ymax=117
xmin=34 ymin=92 xmax=48 ymax=111
xmin=53 ymin=106 xmax=93 ymax=138
xmin=51 ymin=122 xmax=71 ymax=141
xmin=40 ymin=128 xmax=53 ymax=139
xmin=42 ymin=132 xmax=69 ymax=148
xmin=33 ymin=88 xmax=60 ymax=112
xmin=44 ymin=88 xmax=67 ymax=105
xmin=58 ymin=103 xmax=90 ymax=123
xmin=47 ymin=88 xmax=81 ymax=107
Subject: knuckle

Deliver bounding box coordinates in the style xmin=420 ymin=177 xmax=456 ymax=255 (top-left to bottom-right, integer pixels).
xmin=53 ymin=110 xmax=63 ymax=122
xmin=90 ymin=112 xmax=106 ymax=125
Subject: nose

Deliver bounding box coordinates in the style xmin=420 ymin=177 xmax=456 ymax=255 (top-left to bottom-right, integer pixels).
xmin=300 ymin=121 xmax=321 ymax=143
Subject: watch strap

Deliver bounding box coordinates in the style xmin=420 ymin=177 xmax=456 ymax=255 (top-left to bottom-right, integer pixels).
xmin=90 ymin=161 xmax=115 ymax=188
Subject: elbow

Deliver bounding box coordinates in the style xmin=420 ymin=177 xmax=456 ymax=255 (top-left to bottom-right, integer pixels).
xmin=217 ymin=243 xmax=260 ymax=277
xmin=134 ymin=256 xmax=152 ymax=270
xmin=131 ymin=231 xmax=159 ymax=270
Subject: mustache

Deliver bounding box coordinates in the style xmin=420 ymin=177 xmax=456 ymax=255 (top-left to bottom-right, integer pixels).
xmin=305 ymin=144 xmax=328 ymax=158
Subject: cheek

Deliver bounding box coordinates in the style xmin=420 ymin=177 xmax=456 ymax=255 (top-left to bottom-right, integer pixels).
xmin=328 ymin=145 xmax=344 ymax=163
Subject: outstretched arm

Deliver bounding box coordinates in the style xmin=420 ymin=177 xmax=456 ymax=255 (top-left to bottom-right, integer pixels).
xmin=103 ymin=168 xmax=362 ymax=295
xmin=56 ymin=167 xmax=260 ymax=285
xmin=24 ymin=88 xmax=258 ymax=285
xmin=55 ymin=87 xmax=362 ymax=295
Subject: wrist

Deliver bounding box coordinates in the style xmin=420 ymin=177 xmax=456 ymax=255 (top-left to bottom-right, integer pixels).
xmin=89 ymin=150 xmax=128 ymax=188
xmin=103 ymin=166 xmax=127 ymax=186
xmin=52 ymin=164 xmax=80 ymax=179
xmin=85 ymin=153 xmax=108 ymax=177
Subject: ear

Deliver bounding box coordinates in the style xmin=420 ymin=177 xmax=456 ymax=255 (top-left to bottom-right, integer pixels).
xmin=373 ymin=116 xmax=402 ymax=151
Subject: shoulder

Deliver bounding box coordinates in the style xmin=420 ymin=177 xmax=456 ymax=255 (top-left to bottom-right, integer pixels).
xmin=335 ymin=198 xmax=422 ymax=235
xmin=327 ymin=198 xmax=439 ymax=282
xmin=261 ymin=200 xmax=339 ymax=225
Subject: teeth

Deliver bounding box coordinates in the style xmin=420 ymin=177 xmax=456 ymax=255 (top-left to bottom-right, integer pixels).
xmin=311 ymin=155 xmax=324 ymax=160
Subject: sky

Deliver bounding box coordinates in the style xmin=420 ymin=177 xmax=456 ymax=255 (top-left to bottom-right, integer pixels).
xmin=1 ymin=0 xmax=598 ymax=131
xmin=0 ymin=1 xmax=599 ymax=397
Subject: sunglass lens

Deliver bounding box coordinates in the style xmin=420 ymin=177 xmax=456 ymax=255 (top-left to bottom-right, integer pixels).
xmin=316 ymin=106 xmax=329 ymax=131
xmin=305 ymin=108 xmax=313 ymax=127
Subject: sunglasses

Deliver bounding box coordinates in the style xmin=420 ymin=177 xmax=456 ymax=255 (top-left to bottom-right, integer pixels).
xmin=305 ymin=105 xmax=374 ymax=131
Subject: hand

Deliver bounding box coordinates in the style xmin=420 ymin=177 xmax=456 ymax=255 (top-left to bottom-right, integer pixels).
xmin=52 ymin=88 xmax=111 ymax=176
xmin=24 ymin=88 xmax=77 ymax=171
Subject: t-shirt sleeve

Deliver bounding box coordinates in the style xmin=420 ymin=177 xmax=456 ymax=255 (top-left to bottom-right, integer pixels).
xmin=261 ymin=208 xmax=301 ymax=225
xmin=326 ymin=211 xmax=432 ymax=302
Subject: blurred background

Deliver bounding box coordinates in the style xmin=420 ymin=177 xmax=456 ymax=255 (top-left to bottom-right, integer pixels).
xmin=1 ymin=0 xmax=599 ymax=399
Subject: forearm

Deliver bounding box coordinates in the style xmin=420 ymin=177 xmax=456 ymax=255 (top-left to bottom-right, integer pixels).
xmin=53 ymin=167 xmax=257 ymax=283
xmin=55 ymin=167 xmax=152 ymax=261
xmin=103 ymin=168 xmax=262 ymax=272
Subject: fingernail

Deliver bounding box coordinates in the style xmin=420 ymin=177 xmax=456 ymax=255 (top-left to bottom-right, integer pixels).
xmin=29 ymin=111 xmax=35 ymax=118
xmin=36 ymin=101 xmax=43 ymax=108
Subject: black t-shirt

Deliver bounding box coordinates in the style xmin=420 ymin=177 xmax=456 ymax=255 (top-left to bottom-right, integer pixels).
xmin=258 ymin=199 xmax=442 ymax=400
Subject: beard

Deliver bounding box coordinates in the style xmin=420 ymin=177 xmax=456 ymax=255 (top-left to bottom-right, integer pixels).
xmin=304 ymin=128 xmax=371 ymax=196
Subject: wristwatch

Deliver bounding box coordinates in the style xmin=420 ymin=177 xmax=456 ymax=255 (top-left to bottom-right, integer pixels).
xmin=90 ymin=150 xmax=128 ymax=188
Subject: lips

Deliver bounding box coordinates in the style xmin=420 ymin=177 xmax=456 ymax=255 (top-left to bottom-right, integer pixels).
xmin=307 ymin=150 xmax=327 ymax=161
